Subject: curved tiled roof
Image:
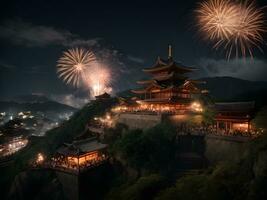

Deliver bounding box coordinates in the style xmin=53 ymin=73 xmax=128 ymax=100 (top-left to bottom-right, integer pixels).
xmin=57 ymin=137 xmax=107 ymax=156
xmin=215 ymin=101 xmax=255 ymax=113
xmin=143 ymin=57 xmax=196 ymax=74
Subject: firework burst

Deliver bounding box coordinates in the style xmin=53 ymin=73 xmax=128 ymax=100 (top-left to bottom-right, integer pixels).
xmin=57 ymin=48 xmax=96 ymax=87
xmin=195 ymin=0 xmax=266 ymax=59
xmin=84 ymin=63 xmax=112 ymax=97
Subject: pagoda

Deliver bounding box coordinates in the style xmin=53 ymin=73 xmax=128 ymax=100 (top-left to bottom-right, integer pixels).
xmin=130 ymin=46 xmax=207 ymax=113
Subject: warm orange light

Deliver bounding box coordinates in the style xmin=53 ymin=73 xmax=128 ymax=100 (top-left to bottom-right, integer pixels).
xmin=36 ymin=153 xmax=44 ymax=164
xmin=191 ymin=102 xmax=203 ymax=113
xmin=67 ymin=152 xmax=99 ymax=165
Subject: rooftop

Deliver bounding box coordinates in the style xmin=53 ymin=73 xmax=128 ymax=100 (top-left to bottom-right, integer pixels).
xmin=57 ymin=137 xmax=107 ymax=156
xmin=215 ymin=101 xmax=255 ymax=113
xmin=95 ymin=92 xmax=111 ymax=99
xmin=143 ymin=57 xmax=196 ymax=74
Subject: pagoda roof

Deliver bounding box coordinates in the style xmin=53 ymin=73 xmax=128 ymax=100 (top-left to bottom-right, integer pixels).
xmin=132 ymin=79 xmax=203 ymax=94
xmin=181 ymin=81 xmax=201 ymax=92
xmin=137 ymin=72 xmax=187 ymax=84
xmin=215 ymin=101 xmax=255 ymax=113
xmin=95 ymin=92 xmax=110 ymax=99
xmin=132 ymin=86 xmax=186 ymax=95
xmin=118 ymin=97 xmax=139 ymax=106
xmin=215 ymin=101 xmax=255 ymax=121
xmin=57 ymin=137 xmax=107 ymax=156
xmin=131 ymin=83 xmax=164 ymax=94
xmin=137 ymin=80 xmax=154 ymax=84
xmin=187 ymin=80 xmax=206 ymax=84
xmin=143 ymin=57 xmax=196 ymax=74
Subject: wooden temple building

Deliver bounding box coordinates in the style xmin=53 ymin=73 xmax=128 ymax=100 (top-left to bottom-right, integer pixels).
xmin=55 ymin=137 xmax=108 ymax=173
xmin=128 ymin=45 xmax=207 ymax=113
xmin=214 ymin=102 xmax=255 ymax=134
xmin=115 ymin=46 xmax=257 ymax=135
xmin=95 ymin=92 xmax=111 ymax=101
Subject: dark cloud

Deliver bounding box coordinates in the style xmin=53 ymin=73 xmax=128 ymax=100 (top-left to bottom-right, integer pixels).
xmin=196 ymin=58 xmax=267 ymax=81
xmin=65 ymin=38 xmax=101 ymax=47
xmin=0 ymin=19 xmax=100 ymax=47
xmin=0 ymin=60 xmax=16 ymax=70
xmin=127 ymin=55 xmax=145 ymax=64
xmin=50 ymin=94 xmax=89 ymax=108
xmin=24 ymin=65 xmax=50 ymax=75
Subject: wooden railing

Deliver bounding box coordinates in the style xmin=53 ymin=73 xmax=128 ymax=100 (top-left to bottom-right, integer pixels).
xmin=176 ymin=128 xmax=261 ymax=139
xmin=31 ymin=156 xmax=109 ymax=175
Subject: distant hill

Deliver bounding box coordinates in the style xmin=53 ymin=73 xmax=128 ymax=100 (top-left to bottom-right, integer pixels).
xmin=0 ymin=101 xmax=77 ymax=113
xmin=1 ymin=94 xmax=51 ymax=103
xmin=199 ymin=77 xmax=267 ymax=101
xmin=11 ymin=94 xmax=51 ymax=103
xmin=0 ymin=94 xmax=77 ymax=114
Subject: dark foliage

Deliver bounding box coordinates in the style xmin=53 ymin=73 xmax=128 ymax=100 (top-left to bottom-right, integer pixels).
xmin=111 ymin=123 xmax=177 ymax=173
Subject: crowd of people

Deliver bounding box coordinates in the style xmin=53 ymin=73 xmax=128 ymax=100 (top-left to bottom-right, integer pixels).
xmin=31 ymin=153 xmax=108 ymax=174
xmin=176 ymin=125 xmax=263 ymax=138
xmin=33 ymin=154 xmax=108 ymax=173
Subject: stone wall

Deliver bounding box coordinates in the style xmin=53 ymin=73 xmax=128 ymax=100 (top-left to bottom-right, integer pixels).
xmin=117 ymin=113 xmax=203 ymax=129
xmin=56 ymin=172 xmax=79 ymax=200
xmin=117 ymin=113 xmax=163 ymax=129
xmin=204 ymin=135 xmax=250 ymax=164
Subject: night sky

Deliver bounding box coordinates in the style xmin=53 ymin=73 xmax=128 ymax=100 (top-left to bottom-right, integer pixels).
xmin=1 ymin=0 xmax=267 ymax=101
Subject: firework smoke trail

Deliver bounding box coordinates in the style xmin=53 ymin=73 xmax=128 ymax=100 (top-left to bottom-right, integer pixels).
xmin=84 ymin=62 xmax=112 ymax=97
xmin=195 ymin=0 xmax=266 ymax=59
xmin=57 ymin=48 xmax=96 ymax=87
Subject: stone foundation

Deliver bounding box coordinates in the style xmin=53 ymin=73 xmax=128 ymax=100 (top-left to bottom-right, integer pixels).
xmin=117 ymin=112 xmax=203 ymax=129
xmin=204 ymin=135 xmax=250 ymax=164
xmin=117 ymin=113 xmax=163 ymax=129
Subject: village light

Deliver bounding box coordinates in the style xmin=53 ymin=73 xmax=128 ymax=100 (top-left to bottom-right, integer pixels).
xmin=0 ymin=112 xmax=6 ymax=116
xmin=36 ymin=153 xmax=45 ymax=164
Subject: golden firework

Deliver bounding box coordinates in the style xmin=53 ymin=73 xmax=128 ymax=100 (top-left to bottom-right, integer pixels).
xmin=195 ymin=0 xmax=266 ymax=59
xmin=84 ymin=63 xmax=112 ymax=97
xmin=57 ymin=48 xmax=96 ymax=87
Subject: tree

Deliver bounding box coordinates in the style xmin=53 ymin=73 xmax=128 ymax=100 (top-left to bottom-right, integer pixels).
xmin=111 ymin=123 xmax=177 ymax=173
xmin=202 ymin=107 xmax=216 ymax=127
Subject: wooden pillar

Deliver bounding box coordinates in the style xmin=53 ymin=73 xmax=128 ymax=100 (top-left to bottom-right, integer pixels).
xmin=77 ymin=149 xmax=80 ymax=174
xmin=248 ymin=121 xmax=250 ymax=133
xmin=216 ymin=121 xmax=219 ymax=133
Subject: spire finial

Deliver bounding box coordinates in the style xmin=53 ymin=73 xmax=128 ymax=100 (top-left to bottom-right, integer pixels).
xmin=168 ymin=45 xmax=172 ymax=59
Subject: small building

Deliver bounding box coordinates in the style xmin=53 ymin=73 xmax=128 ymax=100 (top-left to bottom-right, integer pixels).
xmin=95 ymin=92 xmax=111 ymax=100
xmin=55 ymin=137 xmax=108 ymax=172
xmin=214 ymin=101 xmax=255 ymax=134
